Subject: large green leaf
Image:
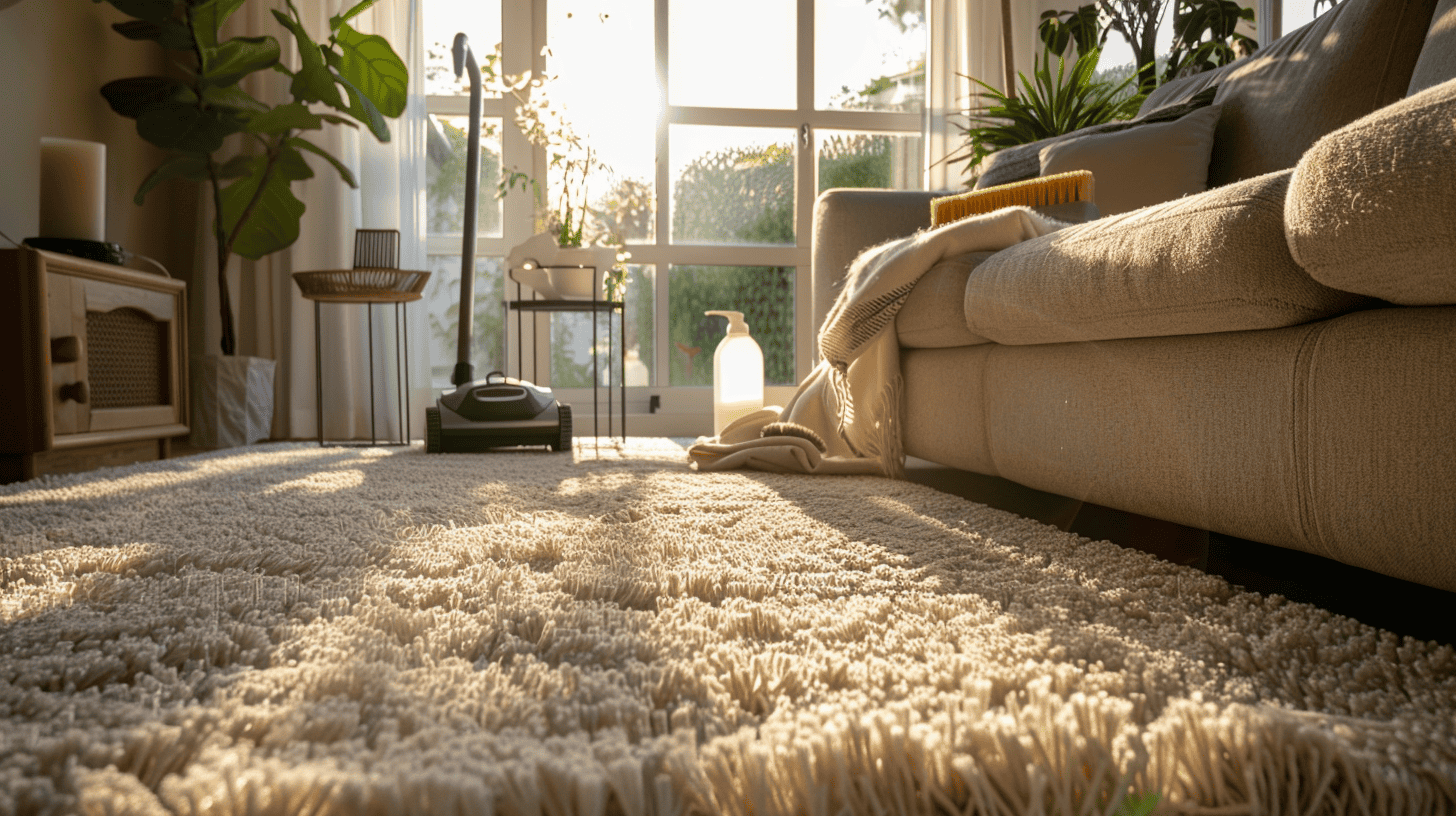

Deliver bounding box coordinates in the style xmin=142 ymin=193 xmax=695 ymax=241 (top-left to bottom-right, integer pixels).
xmin=218 ymin=167 xmax=307 ymax=260
xmin=271 ymin=8 xmax=345 ymax=109
xmin=247 ymin=102 xmax=324 ymax=134
xmin=215 ymin=154 xmax=254 ymax=179
xmin=111 ymin=19 xmax=194 ymax=50
xmin=132 ymin=154 xmax=210 ymax=205
xmin=96 ymin=0 xmax=175 ymax=24
xmin=331 ymin=22 xmax=408 ymax=118
xmin=272 ymin=143 xmax=316 ymax=183
xmin=201 ymin=84 xmax=269 ymax=115
xmin=186 ymin=0 xmax=248 ymax=48
xmin=100 ymin=76 xmax=195 ymax=119
xmin=288 ymin=136 xmax=356 ymax=187
xmin=202 ymin=36 xmax=281 ymax=88
xmin=331 ymin=71 xmax=390 ymax=142
xmin=210 ymin=0 xmax=247 ymax=28
xmin=136 ymin=103 xmax=242 ymax=153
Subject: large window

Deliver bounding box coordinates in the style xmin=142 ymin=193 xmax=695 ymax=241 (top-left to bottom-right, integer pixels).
xmin=423 ymin=0 xmax=925 ymax=431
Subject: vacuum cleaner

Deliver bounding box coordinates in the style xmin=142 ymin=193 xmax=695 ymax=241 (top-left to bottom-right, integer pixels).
xmin=425 ymin=33 xmax=572 ymax=453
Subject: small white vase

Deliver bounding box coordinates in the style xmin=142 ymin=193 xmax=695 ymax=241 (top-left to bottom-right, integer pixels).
xmin=190 ymin=355 xmax=276 ymax=449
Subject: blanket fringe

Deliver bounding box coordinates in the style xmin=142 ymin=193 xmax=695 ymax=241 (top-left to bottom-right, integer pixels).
xmin=869 ymin=374 xmax=906 ymax=479
xmin=831 ymin=364 xmax=905 ymax=479
xmin=829 ymin=363 xmax=857 ymax=451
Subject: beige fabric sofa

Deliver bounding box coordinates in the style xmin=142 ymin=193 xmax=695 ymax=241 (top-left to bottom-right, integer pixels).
xmin=812 ymin=0 xmax=1456 ymax=592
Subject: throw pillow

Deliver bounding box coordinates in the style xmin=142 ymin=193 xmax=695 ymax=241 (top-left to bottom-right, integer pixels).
xmin=972 ymin=86 xmax=1218 ymax=190
xmin=1286 ymin=77 xmax=1456 ymax=305
xmin=965 ymin=169 xmax=1370 ymax=345
xmin=1037 ymin=104 xmax=1221 ymax=216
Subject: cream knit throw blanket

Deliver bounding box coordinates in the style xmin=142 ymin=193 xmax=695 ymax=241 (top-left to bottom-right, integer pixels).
xmin=689 ymin=206 xmax=1066 ymax=477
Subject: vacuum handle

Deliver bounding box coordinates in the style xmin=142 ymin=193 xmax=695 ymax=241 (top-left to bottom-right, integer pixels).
xmin=451 ymin=32 xmax=483 ymax=387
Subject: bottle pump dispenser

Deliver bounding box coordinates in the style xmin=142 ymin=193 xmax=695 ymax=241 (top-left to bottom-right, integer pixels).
xmin=706 ymin=310 xmax=764 ymax=434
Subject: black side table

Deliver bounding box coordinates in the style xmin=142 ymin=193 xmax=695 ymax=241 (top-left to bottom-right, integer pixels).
xmin=506 ymin=278 xmax=626 ymax=442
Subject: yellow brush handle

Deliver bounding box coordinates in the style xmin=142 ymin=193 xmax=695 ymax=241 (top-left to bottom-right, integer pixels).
xmin=931 ymin=170 xmax=1095 ymax=227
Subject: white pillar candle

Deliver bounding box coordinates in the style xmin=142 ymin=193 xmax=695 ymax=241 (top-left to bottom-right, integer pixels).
xmin=38 ymin=137 xmax=106 ymax=242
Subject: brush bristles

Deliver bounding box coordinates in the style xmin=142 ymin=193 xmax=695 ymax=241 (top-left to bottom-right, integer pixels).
xmin=931 ymin=170 xmax=1095 ymax=227
xmin=761 ymin=421 xmax=827 ymax=453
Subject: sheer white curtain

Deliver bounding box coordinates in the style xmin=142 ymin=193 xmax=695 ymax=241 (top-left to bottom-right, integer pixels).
xmin=926 ymin=0 xmax=1039 ymax=191
xmin=195 ymin=0 xmax=429 ymax=443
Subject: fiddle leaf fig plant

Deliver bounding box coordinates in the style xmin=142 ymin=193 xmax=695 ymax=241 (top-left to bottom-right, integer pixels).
xmin=96 ymin=0 xmax=408 ymax=356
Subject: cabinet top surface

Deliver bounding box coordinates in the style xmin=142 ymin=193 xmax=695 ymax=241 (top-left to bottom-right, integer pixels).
xmin=2 ymin=247 xmax=185 ymax=293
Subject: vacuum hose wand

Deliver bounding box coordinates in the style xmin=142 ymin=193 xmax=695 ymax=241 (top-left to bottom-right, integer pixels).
xmin=451 ymin=33 xmax=481 ymax=386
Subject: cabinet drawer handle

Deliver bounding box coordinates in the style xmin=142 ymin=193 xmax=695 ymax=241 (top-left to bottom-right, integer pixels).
xmin=51 ymin=336 xmax=82 ymax=364
xmin=59 ymin=381 xmax=89 ymax=405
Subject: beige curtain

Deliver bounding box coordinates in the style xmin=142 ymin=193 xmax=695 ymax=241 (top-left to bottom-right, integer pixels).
xmin=926 ymin=0 xmax=1040 ymax=191
xmin=193 ymin=0 xmax=429 ymax=443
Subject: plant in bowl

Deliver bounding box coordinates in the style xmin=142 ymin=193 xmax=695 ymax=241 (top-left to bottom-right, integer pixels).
xmin=96 ymin=0 xmax=408 ymax=355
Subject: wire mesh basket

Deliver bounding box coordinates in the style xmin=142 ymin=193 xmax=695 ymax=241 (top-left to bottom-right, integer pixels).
xmin=292 ymin=229 xmax=430 ymax=303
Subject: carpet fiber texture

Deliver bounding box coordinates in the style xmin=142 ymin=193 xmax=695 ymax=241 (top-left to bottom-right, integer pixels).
xmin=0 ymin=439 xmax=1453 ymax=815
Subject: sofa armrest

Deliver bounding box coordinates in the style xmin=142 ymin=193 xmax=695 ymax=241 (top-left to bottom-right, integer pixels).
xmin=812 ymin=188 xmax=939 ymax=337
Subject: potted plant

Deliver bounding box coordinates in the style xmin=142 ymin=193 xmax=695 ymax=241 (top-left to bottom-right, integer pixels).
xmin=95 ymin=0 xmax=408 ymax=446
xmin=484 ymin=47 xmax=629 ymax=301
xmin=944 ymin=47 xmax=1143 ymax=177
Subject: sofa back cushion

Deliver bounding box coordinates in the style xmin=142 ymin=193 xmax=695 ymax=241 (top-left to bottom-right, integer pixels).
xmin=964 ymin=169 xmax=1369 ymax=345
xmin=1408 ymin=0 xmax=1456 ymax=93
xmin=1286 ymin=77 xmax=1456 ymax=305
xmin=1139 ymin=0 xmax=1437 ymax=188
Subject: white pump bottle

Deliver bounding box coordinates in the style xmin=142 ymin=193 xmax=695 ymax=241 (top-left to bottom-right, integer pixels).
xmin=705 ymin=310 xmax=764 ymax=434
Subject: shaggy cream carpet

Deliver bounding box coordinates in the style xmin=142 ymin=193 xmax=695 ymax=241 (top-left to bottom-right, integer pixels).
xmin=0 ymin=438 xmax=1453 ymax=815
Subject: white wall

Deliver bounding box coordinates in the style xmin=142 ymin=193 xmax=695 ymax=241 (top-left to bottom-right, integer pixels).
xmin=0 ymin=0 xmax=197 ymax=283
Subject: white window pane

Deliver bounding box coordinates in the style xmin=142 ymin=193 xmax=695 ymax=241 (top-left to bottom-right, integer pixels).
xmin=424 ymin=2 xmax=502 ymax=96
xmin=816 ymin=0 xmax=926 ymax=112
xmin=669 ymin=265 xmax=794 ymax=387
xmin=426 ymin=115 xmax=503 ymax=239
xmin=817 ymin=130 xmax=923 ymax=193
xmin=669 ymin=0 xmax=795 ymax=109
xmin=547 ymin=1 xmax=658 ymax=242
xmin=671 ymin=125 xmax=796 ymax=245
xmin=423 ymin=256 xmax=507 ymax=390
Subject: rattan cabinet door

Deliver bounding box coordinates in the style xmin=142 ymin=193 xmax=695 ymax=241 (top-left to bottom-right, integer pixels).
xmin=64 ymin=273 xmax=182 ymax=434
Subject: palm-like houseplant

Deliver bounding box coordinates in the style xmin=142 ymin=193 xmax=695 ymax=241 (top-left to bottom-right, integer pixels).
xmin=96 ymin=0 xmax=409 ymax=356
xmin=945 ymin=47 xmax=1143 ymax=177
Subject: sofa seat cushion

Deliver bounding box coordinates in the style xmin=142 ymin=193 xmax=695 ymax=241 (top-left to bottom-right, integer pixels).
xmin=1287 ymin=78 xmax=1456 ymax=305
xmin=964 ymin=170 xmax=1370 ymax=345
xmin=896 ymin=251 xmax=996 ymax=348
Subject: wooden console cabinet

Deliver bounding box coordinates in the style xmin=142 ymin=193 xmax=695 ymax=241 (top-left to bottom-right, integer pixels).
xmin=0 ymin=247 xmax=188 ymax=483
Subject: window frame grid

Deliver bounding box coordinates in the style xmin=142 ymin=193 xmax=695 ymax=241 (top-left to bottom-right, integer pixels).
xmin=423 ymin=0 xmax=926 ymax=418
